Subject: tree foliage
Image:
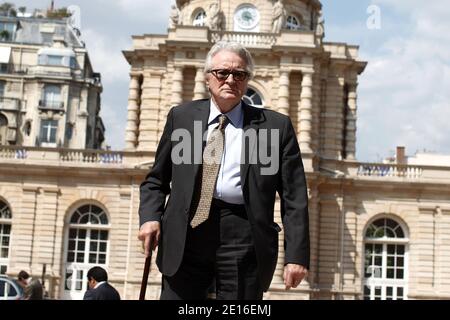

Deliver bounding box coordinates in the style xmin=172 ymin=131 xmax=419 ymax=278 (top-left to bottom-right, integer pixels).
xmin=46 ymin=7 xmax=72 ymax=19
xmin=0 ymin=2 xmax=17 ymax=17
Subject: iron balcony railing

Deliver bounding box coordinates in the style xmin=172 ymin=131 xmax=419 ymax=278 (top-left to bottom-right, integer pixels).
xmin=0 ymin=63 xmax=29 ymax=74
xmin=38 ymin=99 xmax=64 ymax=110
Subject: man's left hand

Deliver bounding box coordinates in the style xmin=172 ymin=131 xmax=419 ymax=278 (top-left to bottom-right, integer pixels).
xmin=283 ymin=264 xmax=308 ymax=290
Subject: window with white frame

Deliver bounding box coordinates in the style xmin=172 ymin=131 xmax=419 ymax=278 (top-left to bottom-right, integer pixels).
xmin=0 ymin=200 xmax=12 ymax=275
xmin=243 ymin=88 xmax=264 ymax=108
xmin=363 ymin=218 xmax=408 ymax=300
xmin=42 ymin=85 xmax=62 ymax=109
xmin=63 ymin=204 xmax=109 ymax=300
xmin=38 ymin=54 xmax=76 ymax=68
xmin=41 ymin=32 xmax=54 ymax=45
xmin=39 ymin=119 xmax=58 ymax=146
xmin=193 ymin=10 xmax=207 ymax=26
xmin=47 ymin=55 xmax=64 ymax=66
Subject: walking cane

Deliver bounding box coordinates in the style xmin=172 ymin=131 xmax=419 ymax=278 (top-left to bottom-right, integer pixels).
xmin=139 ymin=238 xmax=153 ymax=300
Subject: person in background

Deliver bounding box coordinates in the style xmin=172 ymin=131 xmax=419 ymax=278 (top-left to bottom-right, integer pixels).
xmin=17 ymin=270 xmax=43 ymax=300
xmin=83 ymin=266 xmax=120 ymax=300
xmin=24 ymin=278 xmax=43 ymax=300
xmin=17 ymin=270 xmax=30 ymax=290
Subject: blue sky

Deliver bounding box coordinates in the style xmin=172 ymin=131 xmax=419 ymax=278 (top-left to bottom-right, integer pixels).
xmin=12 ymin=0 xmax=450 ymax=162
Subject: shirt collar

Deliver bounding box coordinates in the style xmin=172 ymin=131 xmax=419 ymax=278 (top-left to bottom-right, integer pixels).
xmin=208 ymin=99 xmax=243 ymax=128
xmin=94 ymin=281 xmax=106 ymax=289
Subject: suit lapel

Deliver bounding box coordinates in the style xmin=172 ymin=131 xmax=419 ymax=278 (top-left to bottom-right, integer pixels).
xmin=240 ymin=102 xmax=265 ymax=189
xmin=185 ymin=100 xmax=210 ymax=205
xmin=190 ymin=100 xmax=210 ymax=163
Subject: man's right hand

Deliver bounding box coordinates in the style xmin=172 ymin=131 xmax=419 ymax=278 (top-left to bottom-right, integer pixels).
xmin=138 ymin=221 xmax=161 ymax=257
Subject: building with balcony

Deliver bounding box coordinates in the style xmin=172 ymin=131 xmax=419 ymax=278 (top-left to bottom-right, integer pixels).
xmin=0 ymin=13 xmax=104 ymax=149
xmin=0 ymin=0 xmax=449 ymax=300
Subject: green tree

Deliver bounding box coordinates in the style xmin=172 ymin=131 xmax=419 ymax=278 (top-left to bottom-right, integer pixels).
xmin=0 ymin=30 xmax=10 ymax=41
xmin=0 ymin=2 xmax=16 ymax=17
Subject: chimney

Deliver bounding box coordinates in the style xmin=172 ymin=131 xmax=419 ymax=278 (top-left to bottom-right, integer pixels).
xmin=50 ymin=0 xmax=55 ymax=12
xmin=396 ymin=146 xmax=406 ymax=165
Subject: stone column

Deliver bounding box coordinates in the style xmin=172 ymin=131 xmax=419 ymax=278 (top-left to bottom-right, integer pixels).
xmin=138 ymin=71 xmax=163 ymax=151
xmin=277 ymin=70 xmax=290 ymax=116
xmin=345 ymin=83 xmax=358 ymax=160
xmin=193 ymin=67 xmax=207 ymax=100
xmin=9 ymin=186 xmax=38 ymax=272
xmin=171 ymin=66 xmax=184 ymax=106
xmin=299 ymin=71 xmax=313 ymax=153
xmin=125 ymin=74 xmax=140 ymax=150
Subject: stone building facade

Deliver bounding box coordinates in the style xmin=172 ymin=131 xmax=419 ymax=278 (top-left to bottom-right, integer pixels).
xmin=0 ymin=15 xmax=105 ymax=149
xmin=1 ymin=0 xmax=449 ymax=300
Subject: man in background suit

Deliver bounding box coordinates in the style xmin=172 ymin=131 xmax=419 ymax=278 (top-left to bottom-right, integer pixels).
xmin=138 ymin=41 xmax=309 ymax=300
xmin=83 ymin=266 xmax=120 ymax=300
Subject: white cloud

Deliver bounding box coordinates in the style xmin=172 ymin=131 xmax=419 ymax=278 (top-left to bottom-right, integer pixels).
xmin=374 ymin=0 xmax=450 ymax=17
xmin=114 ymin=0 xmax=172 ymax=25
xmin=81 ymin=29 xmax=130 ymax=83
xmin=117 ymin=0 xmax=172 ymax=10
xmin=81 ymin=28 xmax=129 ymax=150
xmin=356 ymin=0 xmax=450 ymax=161
xmin=80 ymin=29 xmax=132 ymax=150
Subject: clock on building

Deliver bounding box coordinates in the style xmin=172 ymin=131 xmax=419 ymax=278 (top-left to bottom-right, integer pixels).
xmin=234 ymin=4 xmax=260 ymax=31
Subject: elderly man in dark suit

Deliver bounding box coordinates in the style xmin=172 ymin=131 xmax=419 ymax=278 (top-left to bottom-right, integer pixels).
xmin=138 ymin=41 xmax=309 ymax=300
xmin=83 ymin=266 xmax=120 ymax=300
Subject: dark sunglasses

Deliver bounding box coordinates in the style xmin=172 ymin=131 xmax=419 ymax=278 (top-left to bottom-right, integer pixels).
xmin=209 ymin=69 xmax=250 ymax=81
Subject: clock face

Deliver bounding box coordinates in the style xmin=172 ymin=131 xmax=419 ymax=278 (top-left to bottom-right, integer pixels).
xmin=234 ymin=5 xmax=260 ymax=31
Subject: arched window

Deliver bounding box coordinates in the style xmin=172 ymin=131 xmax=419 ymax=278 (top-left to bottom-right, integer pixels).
xmin=286 ymin=15 xmax=301 ymax=30
xmin=193 ymin=10 xmax=207 ymax=26
xmin=363 ymin=217 xmax=408 ymax=300
xmin=62 ymin=204 xmax=109 ymax=300
xmin=0 ymin=200 xmax=12 ymax=275
xmin=243 ymin=88 xmax=264 ymax=108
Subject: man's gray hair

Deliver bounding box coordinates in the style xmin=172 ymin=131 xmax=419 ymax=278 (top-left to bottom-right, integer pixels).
xmin=204 ymin=41 xmax=254 ymax=79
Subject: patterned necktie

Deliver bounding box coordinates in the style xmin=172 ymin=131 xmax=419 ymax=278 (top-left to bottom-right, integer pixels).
xmin=190 ymin=114 xmax=229 ymax=228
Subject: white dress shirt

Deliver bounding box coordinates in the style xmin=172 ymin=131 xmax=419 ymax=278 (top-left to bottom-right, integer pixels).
xmin=94 ymin=281 xmax=106 ymax=289
xmin=207 ymin=99 xmax=244 ymax=204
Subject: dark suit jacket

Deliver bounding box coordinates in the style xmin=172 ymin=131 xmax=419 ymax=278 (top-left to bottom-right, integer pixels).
xmin=83 ymin=282 xmax=121 ymax=300
xmin=24 ymin=279 xmax=43 ymax=300
xmin=139 ymin=99 xmax=309 ymax=291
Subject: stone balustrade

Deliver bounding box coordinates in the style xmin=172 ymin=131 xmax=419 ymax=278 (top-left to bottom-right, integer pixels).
xmin=320 ymin=160 xmax=450 ymax=182
xmin=3 ymin=145 xmax=450 ymax=182
xmin=357 ymin=164 xmax=423 ymax=179
xmin=0 ymin=146 xmax=128 ymax=166
xmin=60 ymin=150 xmax=124 ymax=164
xmin=0 ymin=146 xmax=27 ymax=159
xmin=211 ymin=31 xmax=277 ymax=48
xmin=130 ymin=27 xmax=318 ymax=51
